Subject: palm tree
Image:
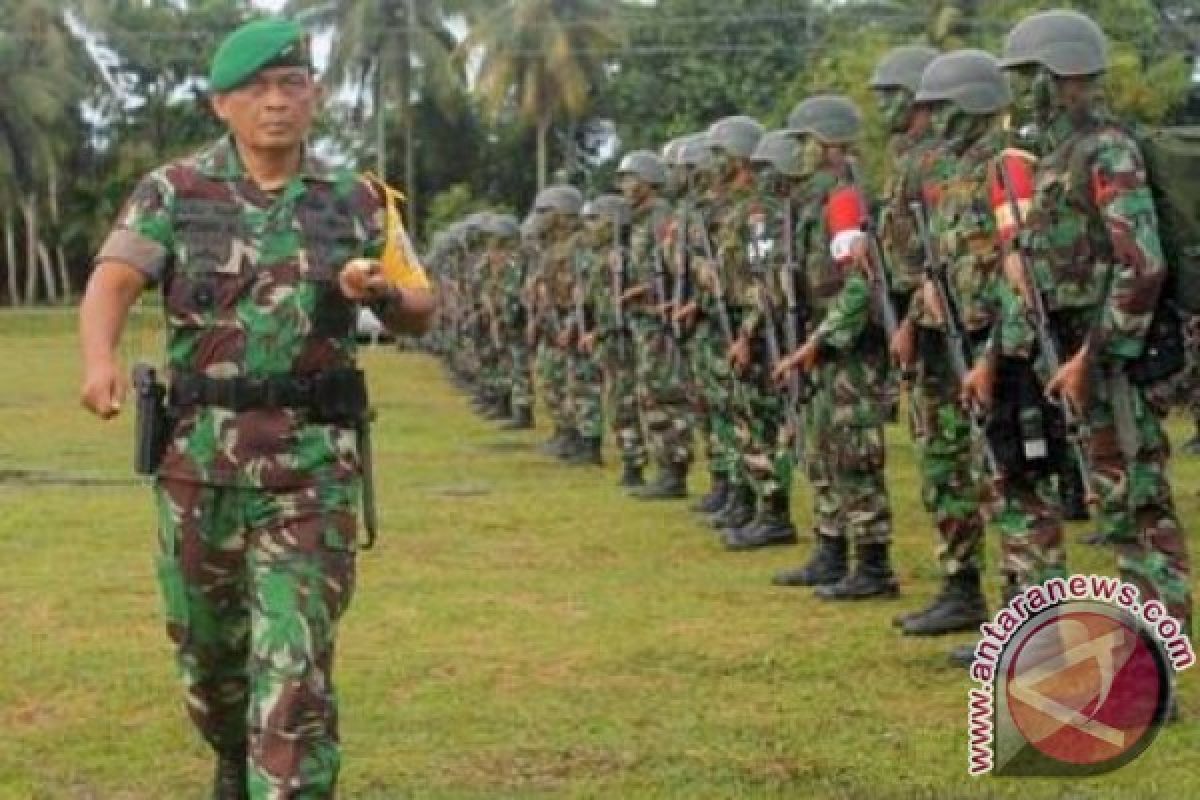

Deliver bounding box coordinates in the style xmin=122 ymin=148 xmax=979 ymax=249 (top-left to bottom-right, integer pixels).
xmin=0 ymin=0 xmax=109 ymax=305
xmin=459 ymin=0 xmax=624 ymax=189
xmin=288 ymin=0 xmax=462 ymax=229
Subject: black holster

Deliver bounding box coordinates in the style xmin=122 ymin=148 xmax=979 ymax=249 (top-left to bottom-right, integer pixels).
xmin=132 ymin=362 xmax=170 ymax=476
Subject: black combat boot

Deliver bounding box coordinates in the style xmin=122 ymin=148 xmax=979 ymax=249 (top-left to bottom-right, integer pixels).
xmin=618 ymin=463 xmax=645 ymax=488
xmin=689 ymin=472 xmax=730 ymax=514
xmin=483 ymin=392 xmax=512 ymax=421
xmin=566 ymin=436 xmax=603 ymax=466
xmin=539 ymin=426 xmax=568 ymax=456
xmin=1077 ymin=529 xmax=1107 ymax=546
xmin=772 ymin=534 xmax=847 ymax=587
xmin=723 ymin=493 xmax=798 ymax=551
xmin=708 ymin=485 xmax=753 ymax=528
xmin=902 ymin=567 xmax=988 ymax=636
xmin=1059 ymin=463 xmax=1090 ymax=522
xmin=1182 ymin=422 xmax=1200 ymax=455
xmin=499 ymin=405 xmax=534 ymax=430
xmin=816 ymin=542 xmax=900 ymax=600
xmin=631 ymin=462 xmax=688 ymax=499
xmin=556 ymin=429 xmax=583 ymax=461
xmin=212 ymin=748 xmax=248 ymax=800
xmin=948 ymin=642 xmax=978 ymax=668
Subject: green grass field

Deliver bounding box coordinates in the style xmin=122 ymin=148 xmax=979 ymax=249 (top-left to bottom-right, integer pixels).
xmin=1 ymin=310 xmax=1197 ymax=799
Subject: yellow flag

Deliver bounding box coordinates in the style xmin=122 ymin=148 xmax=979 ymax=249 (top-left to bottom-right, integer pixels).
xmin=364 ymin=173 xmax=430 ymax=290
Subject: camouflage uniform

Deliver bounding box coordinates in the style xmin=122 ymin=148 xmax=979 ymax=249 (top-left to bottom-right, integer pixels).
xmin=532 ymin=222 xmax=578 ymax=453
xmin=502 ymin=234 xmax=536 ymax=426
xmin=95 ymin=135 xmax=421 ymax=795
xmin=799 ymin=168 xmax=894 ymax=555
xmin=628 ymin=196 xmax=694 ymax=483
xmin=583 ymin=198 xmax=645 ymax=476
xmin=566 ymin=226 xmax=606 ymax=460
xmin=1002 ymin=10 xmax=1191 ymax=627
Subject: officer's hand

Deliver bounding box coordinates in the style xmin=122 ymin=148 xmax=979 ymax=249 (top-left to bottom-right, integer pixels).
xmin=580 ymin=332 xmax=597 ymax=354
xmin=621 ymin=285 xmax=650 ymax=304
xmin=960 ymin=359 xmax=996 ymax=411
xmin=672 ymin=301 xmax=698 ymax=325
xmin=339 ymin=258 xmax=390 ymax=301
xmin=556 ymin=330 xmax=572 ymax=349
xmin=794 ymin=338 xmax=821 ymax=373
xmin=81 ymin=358 xmax=128 ymax=420
xmin=728 ymin=335 xmax=751 ymax=373
xmin=921 ymin=279 xmax=945 ymax=326
xmin=891 ymin=318 xmax=916 ymax=369
xmin=772 ymin=350 xmax=801 ymax=387
xmin=1046 ymin=346 xmax=1090 ymax=417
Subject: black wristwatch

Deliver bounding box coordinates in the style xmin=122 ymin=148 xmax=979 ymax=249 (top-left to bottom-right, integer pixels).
xmin=368 ymin=285 xmax=404 ymax=318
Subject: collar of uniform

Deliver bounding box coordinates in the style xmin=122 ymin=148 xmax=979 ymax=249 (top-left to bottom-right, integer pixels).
xmin=196 ymin=135 xmax=338 ymax=183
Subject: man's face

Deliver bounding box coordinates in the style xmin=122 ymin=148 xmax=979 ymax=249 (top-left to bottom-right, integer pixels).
xmin=211 ymin=66 xmax=320 ymax=152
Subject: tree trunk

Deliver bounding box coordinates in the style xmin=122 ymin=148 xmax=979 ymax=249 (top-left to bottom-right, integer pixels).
xmin=38 ymin=239 xmax=58 ymax=305
xmin=375 ymin=55 xmax=387 ymax=180
xmin=4 ymin=214 xmax=17 ymax=307
xmin=47 ymin=166 xmax=71 ymax=303
xmin=21 ymin=194 xmax=38 ymax=304
xmin=536 ymin=115 xmax=550 ymax=190
xmin=403 ymin=0 xmax=418 ymax=235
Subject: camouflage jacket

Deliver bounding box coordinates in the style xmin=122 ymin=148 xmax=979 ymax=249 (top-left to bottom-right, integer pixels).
xmin=919 ymin=128 xmax=1032 ymax=359
xmin=1023 ymin=109 xmax=1164 ymax=362
xmin=532 ymin=228 xmax=581 ymax=336
xmin=96 ymin=135 xmax=396 ymax=489
xmin=701 ymin=181 xmax=758 ymax=306
xmin=626 ymin=197 xmax=671 ymax=313
xmin=739 ymin=192 xmax=791 ymax=344
xmin=881 ymin=129 xmax=940 ymax=296
xmin=794 ymin=166 xmax=847 ymax=328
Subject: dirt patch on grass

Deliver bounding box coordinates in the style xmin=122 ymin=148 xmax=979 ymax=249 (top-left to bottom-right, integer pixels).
xmin=443 ymin=745 xmax=638 ymax=791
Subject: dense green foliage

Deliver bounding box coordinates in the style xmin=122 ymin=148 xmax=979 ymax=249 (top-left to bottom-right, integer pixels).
xmin=0 ymin=0 xmax=1194 ymax=303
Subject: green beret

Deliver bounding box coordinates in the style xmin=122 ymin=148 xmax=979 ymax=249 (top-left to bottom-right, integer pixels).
xmin=209 ymin=17 xmax=309 ymax=92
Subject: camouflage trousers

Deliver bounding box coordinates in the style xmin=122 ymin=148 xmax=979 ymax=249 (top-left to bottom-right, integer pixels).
xmin=570 ymin=346 xmax=605 ymax=439
xmin=536 ymin=340 xmax=574 ymax=432
xmin=1084 ymin=368 xmax=1192 ymax=627
xmin=689 ymin=316 xmax=736 ymax=481
xmin=805 ymin=357 xmax=892 ymax=546
xmin=914 ymin=365 xmax=987 ymax=579
xmin=602 ymin=333 xmax=647 ymax=468
xmin=508 ymin=338 xmax=534 ymax=414
xmin=630 ymin=313 xmax=693 ymax=467
xmin=479 ymin=336 xmax=508 ymax=400
xmin=732 ymin=345 xmax=792 ymax=502
xmin=154 ymin=477 xmax=357 ymax=798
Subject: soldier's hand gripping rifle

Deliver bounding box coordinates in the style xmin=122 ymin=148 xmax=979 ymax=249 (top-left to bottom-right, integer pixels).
xmin=696 ymin=213 xmax=736 ymax=346
xmin=652 ymin=238 xmax=683 ymax=374
xmin=610 ymin=212 xmax=629 ymax=361
xmin=996 ymin=159 xmax=1094 ymax=500
xmin=847 ymin=162 xmax=906 ymax=374
xmin=780 ymin=197 xmax=807 ymax=466
xmin=672 ymin=197 xmax=693 ymax=340
xmin=911 ymin=200 xmax=1001 ymax=477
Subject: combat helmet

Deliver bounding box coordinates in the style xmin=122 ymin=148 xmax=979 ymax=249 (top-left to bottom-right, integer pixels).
xmin=533 ymin=185 xmax=584 ymax=215
xmin=582 ymin=193 xmax=632 ymax=227
xmin=616 ymin=150 xmax=667 ymax=186
xmin=750 ymin=130 xmax=801 ymax=177
xmin=915 ymin=49 xmax=1011 ymax=114
xmin=1000 ymin=10 xmax=1108 ymax=76
xmin=707 ymin=115 xmax=765 ymax=159
xmin=786 ymin=95 xmax=863 ymax=143
xmin=478 ymin=212 xmax=520 ymax=241
xmin=869 ymin=46 xmax=940 ymax=93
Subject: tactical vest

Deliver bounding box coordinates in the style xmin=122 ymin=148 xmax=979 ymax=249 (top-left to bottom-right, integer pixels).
xmin=164 ymin=178 xmax=363 ymax=376
xmin=796 ymin=169 xmax=844 ymax=321
xmin=1026 ymin=125 xmax=1135 ymax=313
xmin=930 ymin=134 xmax=1004 ymax=335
